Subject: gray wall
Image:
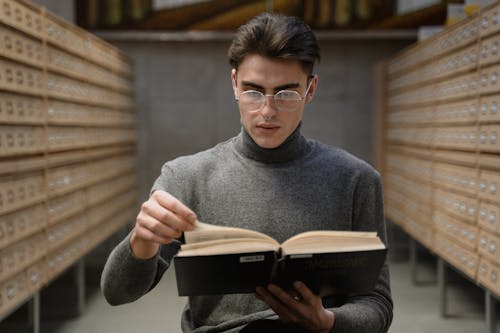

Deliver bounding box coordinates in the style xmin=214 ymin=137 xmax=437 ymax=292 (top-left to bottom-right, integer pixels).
xmin=109 ymin=38 xmax=414 ymax=202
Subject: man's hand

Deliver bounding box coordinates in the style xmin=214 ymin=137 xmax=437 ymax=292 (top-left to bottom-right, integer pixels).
xmin=255 ymin=281 xmax=334 ymax=333
xmin=130 ymin=190 xmax=197 ymax=259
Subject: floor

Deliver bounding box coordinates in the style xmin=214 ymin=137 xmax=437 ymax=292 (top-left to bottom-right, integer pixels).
xmin=1 ymin=237 xmax=499 ymax=333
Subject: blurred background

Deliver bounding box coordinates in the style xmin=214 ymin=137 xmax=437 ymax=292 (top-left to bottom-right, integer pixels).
xmin=1 ymin=1 xmax=500 ymax=333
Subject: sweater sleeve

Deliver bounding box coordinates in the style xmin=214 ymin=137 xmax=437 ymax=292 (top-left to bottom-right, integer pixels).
xmin=100 ymin=231 xmax=181 ymax=306
xmin=329 ymin=168 xmax=393 ymax=333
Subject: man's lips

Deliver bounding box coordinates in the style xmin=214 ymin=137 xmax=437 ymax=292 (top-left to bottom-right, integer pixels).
xmin=257 ymin=123 xmax=280 ymax=129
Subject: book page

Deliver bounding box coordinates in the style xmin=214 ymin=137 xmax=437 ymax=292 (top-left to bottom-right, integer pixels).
xmin=281 ymin=231 xmax=385 ymax=256
xmin=177 ymin=238 xmax=279 ymax=256
xmin=184 ymin=221 xmax=278 ymax=245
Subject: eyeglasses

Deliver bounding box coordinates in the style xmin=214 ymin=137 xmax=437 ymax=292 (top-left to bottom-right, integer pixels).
xmin=235 ymin=80 xmax=313 ymax=112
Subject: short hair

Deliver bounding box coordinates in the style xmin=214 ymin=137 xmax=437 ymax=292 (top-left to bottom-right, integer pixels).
xmin=228 ymin=13 xmax=320 ymax=75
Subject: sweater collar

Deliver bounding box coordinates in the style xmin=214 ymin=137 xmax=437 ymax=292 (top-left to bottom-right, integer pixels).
xmin=235 ymin=123 xmax=310 ymax=163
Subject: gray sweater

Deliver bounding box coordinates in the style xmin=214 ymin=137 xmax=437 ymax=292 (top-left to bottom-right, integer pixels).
xmin=101 ymin=125 xmax=393 ymax=333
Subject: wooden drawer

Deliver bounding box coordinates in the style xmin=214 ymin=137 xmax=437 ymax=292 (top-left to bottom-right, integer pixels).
xmin=433 ymin=126 xmax=477 ymax=151
xmin=47 ymin=163 xmax=88 ymax=197
xmin=0 ymin=261 xmax=46 ymax=320
xmin=478 ymin=125 xmax=500 ymax=152
xmin=433 ymin=210 xmax=478 ymax=251
xmin=479 ymin=2 xmax=500 ymax=38
xmin=478 ymin=229 xmax=500 ymax=264
xmin=0 ymin=0 xmax=43 ymax=40
xmin=433 ymin=149 xmax=478 ymax=167
xmin=478 ymin=170 xmax=500 ymax=203
xmin=479 ymin=153 xmax=500 ymax=171
xmin=46 ymin=236 xmax=89 ymax=282
xmin=0 ymin=125 xmax=45 ymax=156
xmin=434 ymin=99 xmax=478 ymax=125
xmin=386 ymin=106 xmax=434 ymax=125
xmin=0 ymin=232 xmax=45 ymax=283
xmin=435 ymin=72 xmax=479 ymax=102
xmin=0 ymin=92 xmax=44 ymax=125
xmin=433 ymin=232 xmax=478 ymax=280
xmin=0 ymin=203 xmax=45 ymax=250
xmin=0 ymin=172 xmax=45 ymax=215
xmin=46 ymin=213 xmax=88 ymax=252
xmin=387 ymin=127 xmax=434 ymax=146
xmin=478 ymin=95 xmax=500 ymax=123
xmin=433 ymin=162 xmax=479 ymax=197
xmin=433 ymin=188 xmax=478 ymax=224
xmin=478 ymin=258 xmax=500 ymax=297
xmin=479 ymin=201 xmax=500 ymax=234
xmin=88 ymin=190 xmax=136 ymax=227
xmin=479 ymin=34 xmax=500 ymax=67
xmin=0 ymin=59 xmax=44 ymax=95
xmin=0 ymin=26 xmax=42 ymax=68
xmin=479 ymin=64 xmax=500 ymax=95
xmin=47 ymin=190 xmax=86 ymax=226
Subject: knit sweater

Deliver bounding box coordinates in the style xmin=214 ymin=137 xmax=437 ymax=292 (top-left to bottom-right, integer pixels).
xmin=101 ymin=125 xmax=393 ymax=333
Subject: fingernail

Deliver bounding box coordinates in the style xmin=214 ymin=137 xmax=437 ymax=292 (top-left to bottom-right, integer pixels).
xmin=294 ymin=281 xmax=302 ymax=288
xmin=189 ymin=215 xmax=197 ymax=224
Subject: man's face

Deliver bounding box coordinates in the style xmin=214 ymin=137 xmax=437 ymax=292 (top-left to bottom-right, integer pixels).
xmin=231 ymin=54 xmax=317 ymax=149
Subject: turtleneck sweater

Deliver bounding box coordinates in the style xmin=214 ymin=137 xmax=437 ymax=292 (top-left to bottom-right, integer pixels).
xmin=101 ymin=125 xmax=393 ymax=333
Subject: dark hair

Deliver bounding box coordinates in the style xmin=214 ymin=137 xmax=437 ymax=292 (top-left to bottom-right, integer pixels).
xmin=228 ymin=13 xmax=320 ymax=75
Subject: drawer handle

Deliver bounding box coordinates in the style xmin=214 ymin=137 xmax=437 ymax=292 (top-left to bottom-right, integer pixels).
xmin=492 ymin=271 xmax=498 ymax=282
xmin=6 ymin=285 xmax=14 ymax=299
xmin=490 ymin=212 xmax=497 ymax=224
xmin=482 ymin=16 xmax=489 ymax=29
xmin=491 ymin=131 xmax=497 ymax=144
xmin=489 ymin=242 xmax=497 ymax=253
xmin=481 ymin=208 xmax=488 ymax=219
xmin=481 ymin=180 xmax=487 ymax=191
xmin=492 ymin=102 xmax=498 ymax=114
xmin=491 ymin=183 xmax=497 ymax=194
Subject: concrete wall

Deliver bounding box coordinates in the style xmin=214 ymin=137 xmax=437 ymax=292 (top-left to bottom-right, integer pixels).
xmin=108 ymin=37 xmax=415 ymax=202
xmin=33 ymin=0 xmax=75 ymax=22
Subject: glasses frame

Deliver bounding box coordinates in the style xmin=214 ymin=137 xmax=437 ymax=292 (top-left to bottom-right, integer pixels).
xmin=235 ymin=78 xmax=314 ymax=113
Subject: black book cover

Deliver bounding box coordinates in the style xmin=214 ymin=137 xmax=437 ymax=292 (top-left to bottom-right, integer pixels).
xmin=174 ymin=248 xmax=387 ymax=297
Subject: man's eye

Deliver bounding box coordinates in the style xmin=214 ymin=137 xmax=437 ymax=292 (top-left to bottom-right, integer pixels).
xmin=276 ymin=90 xmax=299 ymax=100
xmin=244 ymin=91 xmax=263 ymax=98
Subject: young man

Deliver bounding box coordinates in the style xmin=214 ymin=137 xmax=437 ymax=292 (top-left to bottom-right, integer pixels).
xmin=101 ymin=13 xmax=393 ymax=333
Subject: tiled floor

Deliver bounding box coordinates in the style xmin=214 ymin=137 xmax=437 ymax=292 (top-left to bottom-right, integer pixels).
xmin=1 ymin=242 xmax=499 ymax=333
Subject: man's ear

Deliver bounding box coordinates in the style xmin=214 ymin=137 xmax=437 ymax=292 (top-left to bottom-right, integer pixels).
xmin=305 ymin=75 xmax=318 ymax=104
xmin=231 ymin=68 xmax=238 ymax=98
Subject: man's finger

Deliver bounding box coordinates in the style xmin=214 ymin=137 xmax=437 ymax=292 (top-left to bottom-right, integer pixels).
xmin=153 ymin=190 xmax=197 ymax=224
xmin=293 ymin=281 xmax=317 ymax=305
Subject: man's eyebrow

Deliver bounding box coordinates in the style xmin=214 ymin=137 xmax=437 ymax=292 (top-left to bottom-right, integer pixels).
xmin=241 ymin=81 xmax=301 ymax=91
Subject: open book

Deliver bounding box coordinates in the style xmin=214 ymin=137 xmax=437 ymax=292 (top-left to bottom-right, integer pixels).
xmin=174 ymin=222 xmax=387 ymax=297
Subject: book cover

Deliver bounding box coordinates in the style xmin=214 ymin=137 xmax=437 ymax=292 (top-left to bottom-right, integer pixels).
xmin=173 ymin=222 xmax=387 ymax=297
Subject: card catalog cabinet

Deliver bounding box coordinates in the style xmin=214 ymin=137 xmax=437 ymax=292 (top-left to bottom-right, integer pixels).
xmin=382 ymin=1 xmax=500 ymax=294
xmin=0 ymin=0 xmax=137 ymax=321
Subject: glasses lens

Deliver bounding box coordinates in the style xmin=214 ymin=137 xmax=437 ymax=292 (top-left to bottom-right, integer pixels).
xmin=275 ymin=90 xmax=301 ymax=111
xmin=239 ymin=91 xmax=264 ymax=111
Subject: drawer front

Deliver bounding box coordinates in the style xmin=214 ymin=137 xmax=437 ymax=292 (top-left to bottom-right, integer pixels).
xmin=478 ymin=125 xmax=500 ymax=152
xmin=478 ymin=230 xmax=500 ymax=264
xmin=0 ymin=203 xmax=45 ymax=250
xmin=433 ymin=232 xmax=478 ymax=280
xmin=479 ymin=201 xmax=500 ymax=234
xmin=480 ymin=3 xmax=500 ymax=38
xmin=478 ymin=170 xmax=500 ymax=203
xmin=433 ymin=210 xmax=478 ymax=250
xmin=434 ymin=188 xmax=478 ymax=224
xmin=0 ymin=172 xmax=45 ymax=215
xmin=433 ymin=126 xmax=477 ymax=151
xmin=435 ymin=99 xmax=478 ymax=125
xmin=477 ymin=259 xmax=500 ymax=297
xmin=433 ymin=162 xmax=479 ymax=196
xmin=478 ymin=95 xmax=500 ymax=123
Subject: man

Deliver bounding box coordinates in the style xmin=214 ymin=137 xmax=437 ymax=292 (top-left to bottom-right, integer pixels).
xmin=101 ymin=13 xmax=393 ymax=333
